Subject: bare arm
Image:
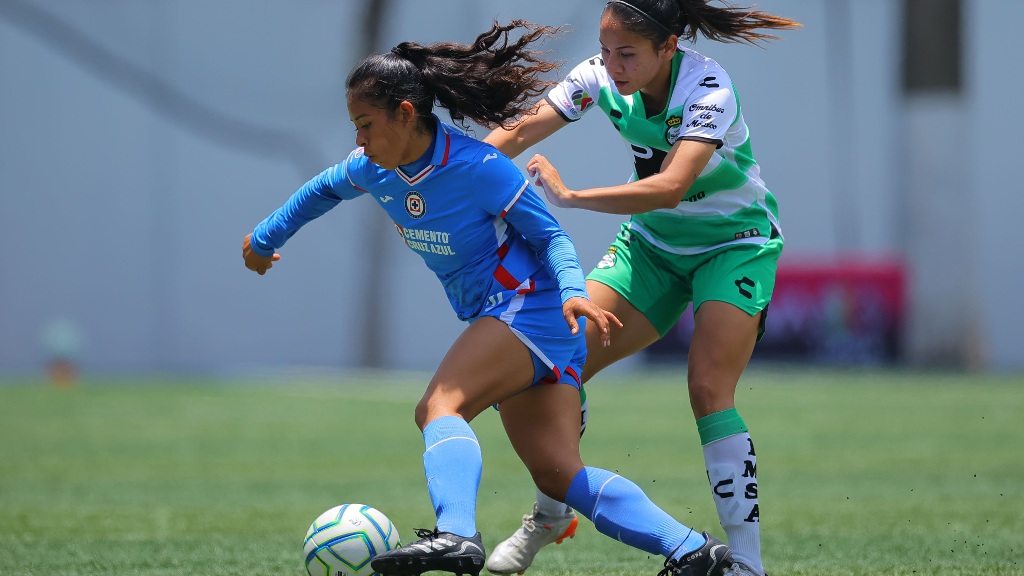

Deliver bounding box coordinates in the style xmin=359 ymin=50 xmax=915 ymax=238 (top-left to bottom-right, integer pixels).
xmin=484 ymin=100 xmax=568 ymax=159
xmin=528 ymin=139 xmax=718 ymax=215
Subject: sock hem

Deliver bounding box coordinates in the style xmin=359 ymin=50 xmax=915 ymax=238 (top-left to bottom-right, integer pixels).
xmin=696 ymin=407 xmax=748 ymax=445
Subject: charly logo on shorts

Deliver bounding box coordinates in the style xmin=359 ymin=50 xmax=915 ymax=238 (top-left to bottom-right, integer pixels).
xmin=405 ymin=191 xmax=425 ymax=219
xmin=597 ymin=246 xmax=617 ymax=269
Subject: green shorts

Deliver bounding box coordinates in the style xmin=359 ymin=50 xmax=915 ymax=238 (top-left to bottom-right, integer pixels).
xmin=586 ymin=222 xmax=783 ymax=339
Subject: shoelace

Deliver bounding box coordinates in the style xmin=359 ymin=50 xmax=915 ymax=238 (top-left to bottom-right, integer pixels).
xmin=412 ymin=527 xmax=441 ymax=540
xmin=655 ymin=556 xmax=677 ymax=576
xmin=519 ymin=514 xmax=538 ymax=533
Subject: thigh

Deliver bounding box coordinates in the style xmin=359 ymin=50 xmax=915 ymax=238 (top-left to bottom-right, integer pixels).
xmin=420 ymin=316 xmax=536 ymax=427
xmin=686 ymin=240 xmax=781 ymax=417
xmin=581 ymin=280 xmax=660 ymax=382
xmin=499 ymin=383 xmax=585 ymax=500
xmin=687 ymin=300 xmax=760 ymax=418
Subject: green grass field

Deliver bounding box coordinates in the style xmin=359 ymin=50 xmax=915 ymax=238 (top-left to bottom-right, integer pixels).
xmin=2 ymin=369 xmax=1022 ymax=575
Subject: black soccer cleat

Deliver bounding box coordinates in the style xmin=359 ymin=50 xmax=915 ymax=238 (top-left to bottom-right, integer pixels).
xmin=657 ymin=532 xmax=735 ymax=576
xmin=371 ymin=527 xmax=486 ymax=576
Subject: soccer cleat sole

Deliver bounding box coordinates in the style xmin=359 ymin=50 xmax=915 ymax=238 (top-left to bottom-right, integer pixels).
xmin=372 ymin=554 xmax=485 ymax=576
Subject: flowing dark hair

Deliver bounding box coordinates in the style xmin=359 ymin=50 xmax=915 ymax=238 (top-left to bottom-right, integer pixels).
xmin=604 ymin=0 xmax=801 ymax=47
xmin=346 ymin=20 xmax=562 ymax=130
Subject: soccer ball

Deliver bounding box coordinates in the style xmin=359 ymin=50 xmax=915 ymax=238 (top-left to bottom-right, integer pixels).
xmin=304 ymin=504 xmax=402 ymax=576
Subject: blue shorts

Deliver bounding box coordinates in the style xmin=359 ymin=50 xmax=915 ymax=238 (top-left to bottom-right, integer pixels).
xmin=475 ymin=275 xmax=586 ymax=389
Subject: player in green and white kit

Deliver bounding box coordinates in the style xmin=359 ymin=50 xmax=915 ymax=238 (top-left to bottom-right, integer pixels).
xmin=484 ymin=2 xmax=799 ymax=575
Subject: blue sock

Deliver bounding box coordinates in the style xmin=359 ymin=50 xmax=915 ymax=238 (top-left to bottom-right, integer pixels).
xmin=422 ymin=415 xmax=481 ymax=537
xmin=564 ymin=466 xmax=707 ymax=559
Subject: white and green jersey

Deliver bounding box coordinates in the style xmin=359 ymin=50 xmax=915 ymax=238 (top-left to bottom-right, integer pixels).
xmin=546 ymin=46 xmax=781 ymax=254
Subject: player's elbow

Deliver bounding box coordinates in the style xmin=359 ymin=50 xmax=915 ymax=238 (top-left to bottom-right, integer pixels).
xmin=645 ymin=172 xmax=692 ymax=210
xmin=652 ymin=187 xmax=686 ymax=210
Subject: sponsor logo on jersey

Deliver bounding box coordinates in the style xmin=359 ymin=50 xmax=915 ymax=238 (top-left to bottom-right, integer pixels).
xmin=405 ymin=191 xmax=426 ymax=219
xmin=685 ymin=102 xmax=725 ymax=131
xmin=571 ymin=89 xmax=594 ymax=113
xmin=682 ymin=190 xmax=706 ymax=203
xmin=689 ymin=103 xmax=726 ymax=114
xmin=401 ymin=227 xmax=457 ymax=256
xmin=352 ymin=148 xmax=364 ymax=158
xmin=483 ymin=153 xmax=498 ymax=163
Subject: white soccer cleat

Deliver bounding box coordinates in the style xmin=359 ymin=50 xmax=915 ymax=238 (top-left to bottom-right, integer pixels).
xmin=485 ymin=503 xmax=578 ymax=575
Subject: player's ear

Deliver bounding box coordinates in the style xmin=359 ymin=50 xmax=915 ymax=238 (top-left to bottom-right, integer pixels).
xmin=660 ymin=35 xmax=678 ymax=59
xmin=397 ymin=101 xmax=417 ymax=124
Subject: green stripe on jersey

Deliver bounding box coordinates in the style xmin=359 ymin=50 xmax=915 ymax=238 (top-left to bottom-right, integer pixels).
xmin=592 ymin=50 xmax=780 ymax=253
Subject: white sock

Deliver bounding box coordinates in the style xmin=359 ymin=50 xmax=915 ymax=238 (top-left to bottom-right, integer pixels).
xmin=533 ymin=487 xmax=573 ymax=517
xmin=704 ymin=432 xmax=762 ymax=573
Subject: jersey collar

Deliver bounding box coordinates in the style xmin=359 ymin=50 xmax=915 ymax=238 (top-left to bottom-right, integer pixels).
xmin=429 ymin=114 xmax=453 ymax=167
xmin=395 ymin=115 xmax=452 ymax=186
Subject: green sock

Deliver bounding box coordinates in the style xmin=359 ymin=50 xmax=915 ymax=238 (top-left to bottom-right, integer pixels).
xmin=696 ymin=407 xmax=748 ymax=445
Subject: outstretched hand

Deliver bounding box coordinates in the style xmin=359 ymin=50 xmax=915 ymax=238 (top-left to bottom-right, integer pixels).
xmin=242 ymin=233 xmax=281 ymax=275
xmin=527 ymin=154 xmax=574 ymax=209
xmin=562 ymin=296 xmax=622 ymax=347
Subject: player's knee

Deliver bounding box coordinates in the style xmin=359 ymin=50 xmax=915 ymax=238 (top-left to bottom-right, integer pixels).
xmin=415 ymin=393 xmax=477 ymax=430
xmin=413 ymin=400 xmax=430 ymax=430
xmin=687 ymin=377 xmax=718 ymax=403
xmin=529 ymin=462 xmax=583 ymax=502
xmin=686 ymin=374 xmax=738 ymax=418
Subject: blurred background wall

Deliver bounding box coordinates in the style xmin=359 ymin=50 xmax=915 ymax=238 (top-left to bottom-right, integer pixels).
xmin=0 ymin=0 xmax=1020 ymax=376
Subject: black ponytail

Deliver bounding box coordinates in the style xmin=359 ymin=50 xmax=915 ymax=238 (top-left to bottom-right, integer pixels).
xmin=347 ymin=20 xmax=562 ymax=129
xmin=604 ymin=0 xmax=800 ymax=47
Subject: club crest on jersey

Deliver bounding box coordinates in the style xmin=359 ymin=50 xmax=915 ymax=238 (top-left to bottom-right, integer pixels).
xmin=597 ymin=246 xmax=618 ymax=269
xmin=405 ymin=191 xmax=426 ymax=219
xmin=665 ymin=115 xmax=683 ymax=144
xmin=571 ymin=88 xmax=594 ymax=113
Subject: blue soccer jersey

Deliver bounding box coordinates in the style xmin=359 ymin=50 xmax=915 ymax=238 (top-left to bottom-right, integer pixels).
xmin=251 ymin=117 xmax=588 ymax=322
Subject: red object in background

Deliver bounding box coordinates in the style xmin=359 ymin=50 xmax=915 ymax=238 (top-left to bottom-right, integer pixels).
xmin=645 ymin=258 xmax=906 ymax=365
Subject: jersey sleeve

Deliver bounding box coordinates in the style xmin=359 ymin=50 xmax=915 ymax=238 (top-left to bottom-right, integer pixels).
xmin=474 ymin=151 xmax=588 ymax=303
xmin=250 ymin=149 xmax=367 ymax=256
xmin=544 ymin=56 xmax=605 ymax=123
xmin=668 ymin=70 xmax=738 ymax=148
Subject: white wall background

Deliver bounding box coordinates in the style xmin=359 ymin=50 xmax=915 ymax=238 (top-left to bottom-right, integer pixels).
xmin=0 ymin=0 xmax=1019 ymax=375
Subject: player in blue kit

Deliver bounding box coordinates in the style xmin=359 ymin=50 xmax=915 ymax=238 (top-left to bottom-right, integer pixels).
xmin=243 ymin=21 xmax=739 ymax=576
